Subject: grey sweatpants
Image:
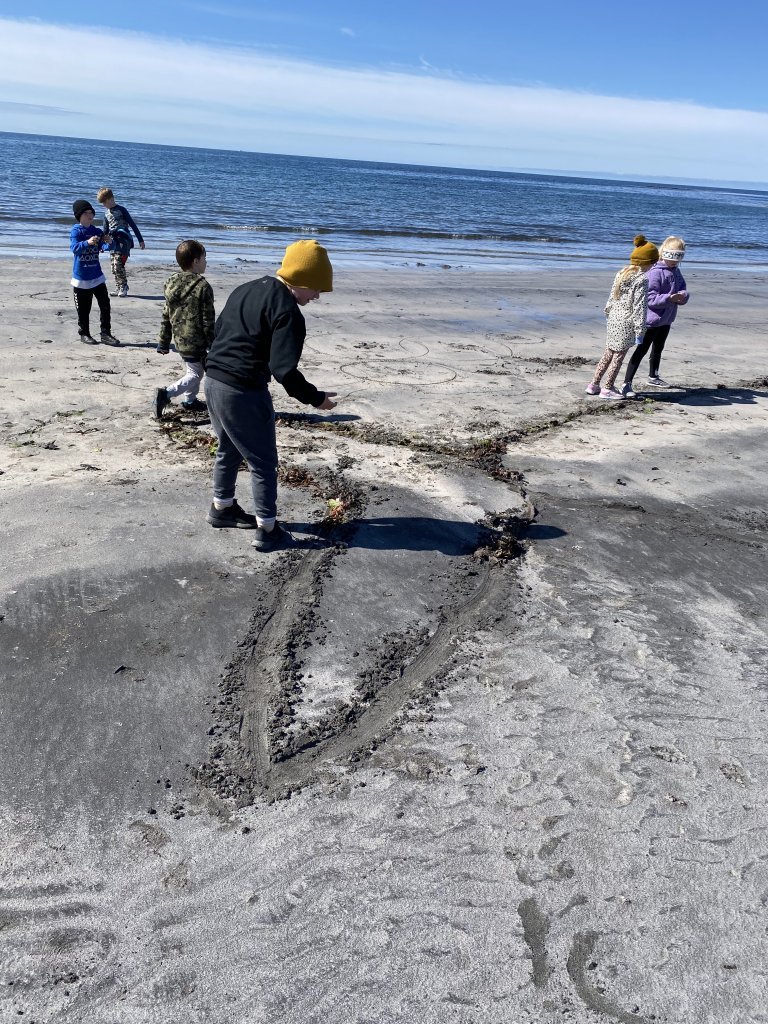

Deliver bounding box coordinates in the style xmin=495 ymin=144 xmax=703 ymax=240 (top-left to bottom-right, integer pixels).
xmin=166 ymin=358 xmax=203 ymax=401
xmin=205 ymin=376 xmax=278 ymax=520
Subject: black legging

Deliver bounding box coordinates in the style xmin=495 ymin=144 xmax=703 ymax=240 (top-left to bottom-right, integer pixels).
xmin=624 ymin=324 xmax=671 ymax=384
xmin=73 ymin=283 xmax=111 ymax=338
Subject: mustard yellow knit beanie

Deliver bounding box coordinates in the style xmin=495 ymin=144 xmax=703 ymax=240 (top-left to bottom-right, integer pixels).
xmin=630 ymin=234 xmax=659 ymax=269
xmin=277 ymin=240 xmax=333 ymax=292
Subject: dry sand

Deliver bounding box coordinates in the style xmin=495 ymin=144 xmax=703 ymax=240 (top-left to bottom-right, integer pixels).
xmin=1 ymin=255 xmax=767 ymax=1022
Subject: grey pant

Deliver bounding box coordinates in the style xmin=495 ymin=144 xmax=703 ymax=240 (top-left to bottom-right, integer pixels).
xmin=205 ymin=377 xmax=277 ymax=520
xmin=166 ymin=358 xmax=203 ymax=401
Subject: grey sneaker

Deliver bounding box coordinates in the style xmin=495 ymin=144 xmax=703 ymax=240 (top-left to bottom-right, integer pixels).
xmin=647 ymin=376 xmax=669 ymax=387
xmin=100 ymin=332 xmax=121 ymax=346
xmin=79 ymin=332 xmax=98 ymax=345
xmin=206 ymin=500 xmax=257 ymax=529
xmin=620 ymin=382 xmax=637 ymax=398
xmin=251 ymin=522 xmax=293 ymax=552
xmin=154 ymin=387 xmax=170 ymax=420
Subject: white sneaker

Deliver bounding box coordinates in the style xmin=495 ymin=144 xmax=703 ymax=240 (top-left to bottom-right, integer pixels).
xmin=620 ymin=382 xmax=636 ymax=398
xmin=117 ymin=285 xmax=128 ymax=298
xmin=647 ymin=376 xmax=669 ymax=387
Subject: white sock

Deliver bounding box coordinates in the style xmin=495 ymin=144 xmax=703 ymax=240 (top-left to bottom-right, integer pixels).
xmin=256 ymin=517 xmax=276 ymax=532
xmin=214 ymin=498 xmax=234 ymax=510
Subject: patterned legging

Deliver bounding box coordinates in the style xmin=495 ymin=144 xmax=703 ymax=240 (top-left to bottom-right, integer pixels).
xmin=591 ymin=347 xmax=628 ymax=390
xmin=110 ymin=253 xmax=128 ymax=289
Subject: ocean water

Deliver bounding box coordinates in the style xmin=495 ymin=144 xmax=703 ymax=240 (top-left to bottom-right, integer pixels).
xmin=1 ymin=131 xmax=767 ymax=271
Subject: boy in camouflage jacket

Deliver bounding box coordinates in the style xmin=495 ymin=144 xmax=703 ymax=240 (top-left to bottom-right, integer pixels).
xmin=154 ymin=240 xmax=215 ymax=418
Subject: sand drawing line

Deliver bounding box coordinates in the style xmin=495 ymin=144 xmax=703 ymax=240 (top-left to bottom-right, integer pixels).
xmin=241 ymin=553 xmax=499 ymax=797
xmin=240 ymin=548 xmax=328 ymax=787
xmin=566 ymin=931 xmax=650 ymax=1024
xmin=270 ymin=560 xmax=500 ymax=794
xmin=198 ymin=493 xmax=536 ymax=804
xmin=339 ymin=360 xmax=458 ymax=386
xmin=397 ymin=338 xmax=431 ymax=357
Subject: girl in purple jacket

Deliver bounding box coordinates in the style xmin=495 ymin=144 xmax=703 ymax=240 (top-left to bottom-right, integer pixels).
xmin=621 ymin=236 xmax=689 ymax=396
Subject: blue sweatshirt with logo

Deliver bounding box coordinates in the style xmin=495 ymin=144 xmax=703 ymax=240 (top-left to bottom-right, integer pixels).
xmin=70 ymin=224 xmax=107 ymax=288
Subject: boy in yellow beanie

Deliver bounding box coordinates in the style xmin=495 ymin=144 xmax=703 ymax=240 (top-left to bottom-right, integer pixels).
xmin=204 ymin=240 xmax=337 ymax=552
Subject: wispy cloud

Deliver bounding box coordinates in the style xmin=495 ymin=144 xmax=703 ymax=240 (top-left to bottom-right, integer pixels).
xmin=0 ymin=99 xmax=84 ymax=116
xmin=2 ymin=17 xmax=767 ymax=183
xmin=341 ymin=27 xmax=355 ymax=38
xmin=182 ymin=3 xmax=303 ymax=24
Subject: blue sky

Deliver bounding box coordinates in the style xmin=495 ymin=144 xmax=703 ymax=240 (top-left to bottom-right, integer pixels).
xmin=1 ymin=1 xmax=767 ymax=184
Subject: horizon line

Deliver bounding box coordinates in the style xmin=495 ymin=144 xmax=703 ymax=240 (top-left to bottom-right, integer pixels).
xmin=4 ymin=128 xmax=768 ymax=195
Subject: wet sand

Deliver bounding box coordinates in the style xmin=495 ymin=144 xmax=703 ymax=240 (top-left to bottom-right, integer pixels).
xmin=1 ymin=255 xmax=767 ymax=1022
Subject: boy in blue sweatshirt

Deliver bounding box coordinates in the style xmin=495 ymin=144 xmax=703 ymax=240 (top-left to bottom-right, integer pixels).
xmin=69 ymin=199 xmax=121 ymax=346
xmin=97 ymin=187 xmax=145 ymax=297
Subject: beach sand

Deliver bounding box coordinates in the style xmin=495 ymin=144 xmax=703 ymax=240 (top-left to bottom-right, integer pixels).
xmin=1 ymin=255 xmax=767 ymax=1022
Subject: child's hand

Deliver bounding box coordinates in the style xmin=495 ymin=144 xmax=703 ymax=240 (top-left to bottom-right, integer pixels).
xmin=87 ymin=235 xmax=101 ymax=246
xmin=317 ymin=392 xmax=337 ymax=411
xmin=139 ymin=242 xmax=146 ymax=250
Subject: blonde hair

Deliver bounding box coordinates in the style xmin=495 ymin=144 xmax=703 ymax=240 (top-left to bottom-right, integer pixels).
xmin=612 ymin=264 xmax=643 ymax=299
xmin=661 ymin=236 xmax=685 ymax=251
xmin=96 ymin=187 xmax=114 ymax=203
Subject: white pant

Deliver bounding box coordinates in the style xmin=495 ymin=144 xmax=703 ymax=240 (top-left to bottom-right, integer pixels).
xmin=166 ymin=359 xmax=203 ymax=401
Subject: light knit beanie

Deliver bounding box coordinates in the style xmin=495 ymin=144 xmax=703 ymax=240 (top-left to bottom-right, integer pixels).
xmin=629 ymin=234 xmax=659 ymax=269
xmin=277 ymin=240 xmax=333 ymax=292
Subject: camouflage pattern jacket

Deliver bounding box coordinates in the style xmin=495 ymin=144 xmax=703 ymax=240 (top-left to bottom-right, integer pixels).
xmin=158 ymin=272 xmax=215 ymax=360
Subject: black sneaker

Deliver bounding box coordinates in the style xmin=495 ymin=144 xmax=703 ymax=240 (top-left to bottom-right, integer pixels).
xmin=100 ymin=332 xmax=121 ymax=346
xmin=251 ymin=522 xmax=293 ymax=552
xmin=79 ymin=333 xmax=98 ymax=345
xmin=154 ymin=387 xmax=170 ymax=420
xmin=206 ymin=500 xmax=257 ymax=529
xmin=180 ymin=399 xmax=208 ymax=412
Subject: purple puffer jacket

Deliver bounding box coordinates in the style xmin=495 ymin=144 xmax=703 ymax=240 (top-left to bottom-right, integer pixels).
xmin=645 ymin=261 xmax=689 ymax=328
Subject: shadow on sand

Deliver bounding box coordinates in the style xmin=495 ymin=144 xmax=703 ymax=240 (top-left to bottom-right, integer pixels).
xmin=285 ymin=515 xmax=566 ymax=554
xmin=636 ymin=385 xmax=766 ymax=407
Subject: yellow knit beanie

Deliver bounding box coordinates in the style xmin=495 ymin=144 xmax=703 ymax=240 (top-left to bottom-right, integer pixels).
xmin=630 ymin=234 xmax=659 ymax=269
xmin=277 ymin=240 xmax=333 ymax=292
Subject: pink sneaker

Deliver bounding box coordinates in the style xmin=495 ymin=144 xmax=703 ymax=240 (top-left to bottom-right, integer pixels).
xmin=600 ymin=387 xmax=624 ymax=400
xmin=585 ymin=382 xmax=600 ymax=395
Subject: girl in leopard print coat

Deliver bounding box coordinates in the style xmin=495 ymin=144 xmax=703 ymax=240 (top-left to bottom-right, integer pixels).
xmin=585 ymin=235 xmax=658 ymax=400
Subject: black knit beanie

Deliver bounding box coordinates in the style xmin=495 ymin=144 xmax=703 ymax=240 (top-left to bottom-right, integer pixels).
xmin=73 ymin=199 xmax=95 ymax=222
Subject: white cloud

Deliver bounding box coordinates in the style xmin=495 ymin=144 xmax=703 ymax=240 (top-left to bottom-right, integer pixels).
xmin=1 ymin=16 xmax=767 ymax=183
xmin=341 ymin=26 xmax=355 ymax=37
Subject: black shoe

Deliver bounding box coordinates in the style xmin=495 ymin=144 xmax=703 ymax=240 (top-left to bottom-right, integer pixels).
xmin=180 ymin=399 xmax=208 ymax=412
xmin=79 ymin=333 xmax=98 ymax=345
xmin=154 ymin=387 xmax=170 ymax=420
xmin=206 ymin=500 xmax=257 ymax=529
xmin=251 ymin=522 xmax=293 ymax=552
xmin=100 ymin=332 xmax=121 ymax=346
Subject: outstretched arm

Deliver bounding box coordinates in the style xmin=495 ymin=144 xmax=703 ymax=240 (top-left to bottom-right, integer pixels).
xmin=122 ymin=206 xmax=145 ymax=248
